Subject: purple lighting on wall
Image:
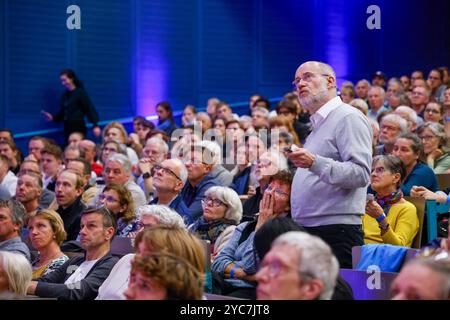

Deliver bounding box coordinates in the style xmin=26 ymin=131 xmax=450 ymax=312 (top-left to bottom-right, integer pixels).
xmin=136 ymin=47 xmax=167 ymax=119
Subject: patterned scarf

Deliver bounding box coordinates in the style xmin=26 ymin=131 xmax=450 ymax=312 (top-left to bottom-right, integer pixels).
xmin=376 ymin=189 xmax=403 ymax=215
xmin=191 ymin=216 xmax=236 ymax=245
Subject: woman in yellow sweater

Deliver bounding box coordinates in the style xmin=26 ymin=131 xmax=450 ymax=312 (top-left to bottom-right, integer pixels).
xmin=363 ymin=155 xmax=419 ymax=247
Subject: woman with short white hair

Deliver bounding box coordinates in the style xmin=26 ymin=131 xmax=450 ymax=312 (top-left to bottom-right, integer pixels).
xmin=0 ymin=251 xmax=32 ymax=296
xmin=189 ymin=187 xmax=242 ymax=260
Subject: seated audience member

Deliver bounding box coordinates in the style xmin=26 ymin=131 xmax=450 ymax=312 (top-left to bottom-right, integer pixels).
xmin=136 ymin=137 xmax=169 ymax=200
xmin=0 ymin=140 xmax=21 ymax=175
xmin=15 ymin=172 xmax=42 ymax=217
xmin=394 ymin=106 xmax=419 ymax=132
xmin=78 ymin=139 xmax=103 ymax=176
xmin=67 ymin=132 xmax=85 ymax=147
xmin=182 ymin=104 xmax=197 ymax=127
xmin=19 ymin=160 xmax=56 ymax=209
xmin=103 ymin=122 xmax=139 ymax=166
xmin=410 ymin=85 xmax=430 ymax=119
xmin=196 ymin=112 xmax=212 ymax=133
xmin=276 ymin=99 xmax=310 ymax=145
xmin=269 ymin=116 xmax=301 ymax=147
xmin=424 ymin=102 xmax=444 ymax=124
xmin=230 ymin=136 xmax=266 ymax=197
xmin=148 ymin=159 xmax=190 ymax=222
xmin=26 ymin=136 xmax=48 ymax=163
xmin=196 ymin=141 xmax=232 ymax=187
xmin=189 ymin=186 xmax=242 ymax=260
xmin=252 ymin=107 xmax=270 ymax=135
xmin=102 ymin=154 xmax=146 ymax=208
xmin=367 ymin=86 xmax=389 ymax=121
xmin=40 ymin=144 xmax=63 ymax=192
xmin=0 ymin=200 xmax=30 ymax=260
xmin=206 ymin=97 xmax=219 ymax=120
xmin=242 ymin=150 xmax=288 ymax=220
xmin=180 ymin=143 xmax=220 ymax=223
xmin=156 ymin=101 xmax=178 ymax=136
xmin=364 ymin=155 xmax=419 ymax=247
xmin=0 ymin=129 xmax=13 ymax=143
xmin=392 ymin=133 xmax=438 ymax=196
xmin=27 ymin=210 xmax=68 ymax=279
xmin=253 ymin=217 xmax=353 ymax=300
xmin=97 ymin=184 xmax=138 ymax=237
xmin=27 ymin=207 xmax=119 ymax=300
xmin=349 ymin=98 xmax=369 ymax=116
xmin=340 ymin=86 xmax=355 ymax=104
xmin=132 ymin=205 xmax=185 ymax=237
xmin=375 ymin=114 xmax=408 ymax=155
xmin=96 ymin=224 xmax=204 ymax=300
xmin=128 ymin=118 xmax=154 ymax=157
xmin=55 ymin=170 xmax=86 ymax=241
xmin=255 ymin=231 xmax=339 ymax=300
xmin=224 ymin=119 xmax=245 ymax=170
xmin=66 ymin=157 xmax=99 ymax=205
xmin=124 ymin=253 xmax=204 ymax=300
xmin=417 ymin=122 xmax=450 ymax=174
xmin=229 ymin=144 xmax=252 ymax=196
xmin=400 ymin=75 xmax=411 ymax=92
xmin=0 ymin=155 xmax=17 ymax=200
xmin=216 ymin=102 xmax=238 ymax=121
xmin=212 ymin=171 xmax=292 ymax=299
xmin=63 ymin=145 xmax=82 ymax=167
xmin=0 ymin=251 xmax=32 ymax=296
xmin=390 ymin=256 xmax=450 ymax=300
xmin=355 ymin=79 xmax=371 ymax=100
xmin=100 ymin=140 xmax=125 ymax=164
xmin=427 ymin=68 xmax=446 ymax=103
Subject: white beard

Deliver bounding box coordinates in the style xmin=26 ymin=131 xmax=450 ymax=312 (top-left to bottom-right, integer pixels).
xmin=298 ymin=88 xmax=330 ymax=113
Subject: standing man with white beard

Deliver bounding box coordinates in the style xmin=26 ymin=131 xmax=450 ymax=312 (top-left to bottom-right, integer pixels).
xmin=287 ymin=61 xmax=373 ymax=269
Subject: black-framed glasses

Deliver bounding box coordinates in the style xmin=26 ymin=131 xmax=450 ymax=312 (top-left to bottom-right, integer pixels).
xmin=151 ymin=164 xmax=182 ymax=181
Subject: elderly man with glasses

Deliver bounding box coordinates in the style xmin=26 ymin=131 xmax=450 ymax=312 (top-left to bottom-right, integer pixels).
xmin=148 ymin=158 xmax=191 ymax=224
xmin=288 ymin=61 xmax=372 ymax=269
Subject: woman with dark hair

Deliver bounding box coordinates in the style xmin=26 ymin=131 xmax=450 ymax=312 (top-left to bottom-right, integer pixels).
xmin=363 ymin=155 xmax=419 ymax=247
xmin=156 ymin=101 xmax=178 ymax=136
xmin=42 ymin=69 xmax=101 ymax=143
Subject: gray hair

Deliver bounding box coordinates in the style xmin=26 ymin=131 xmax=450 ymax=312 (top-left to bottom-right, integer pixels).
xmin=105 ymin=153 xmax=132 ymax=175
xmin=357 ymin=79 xmax=371 ymax=87
xmin=273 ymin=231 xmax=339 ymax=300
xmin=164 ymin=158 xmax=188 ymax=185
xmin=278 ymin=131 xmax=294 ymax=145
xmin=253 ymin=107 xmax=270 ymax=118
xmin=417 ymin=122 xmax=450 ymax=152
xmin=0 ymin=199 xmax=27 ymax=227
xmin=349 ymin=98 xmax=369 ymax=115
xmin=194 ymin=140 xmax=222 ymax=165
xmin=261 ymin=150 xmax=289 ymax=171
xmin=204 ymin=186 xmax=242 ymax=224
xmin=381 ymin=114 xmax=408 ymax=134
xmin=404 ymin=257 xmax=450 ymax=299
xmin=0 ymin=251 xmax=32 ymax=296
xmin=145 ymin=137 xmax=169 ymax=156
xmin=136 ymin=205 xmax=186 ymax=228
xmin=395 ymin=106 xmax=418 ymax=125
xmin=369 ymin=85 xmax=386 ymax=97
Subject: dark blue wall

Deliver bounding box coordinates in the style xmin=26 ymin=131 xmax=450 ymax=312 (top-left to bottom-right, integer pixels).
xmin=1 ymin=0 xmax=449 ymax=147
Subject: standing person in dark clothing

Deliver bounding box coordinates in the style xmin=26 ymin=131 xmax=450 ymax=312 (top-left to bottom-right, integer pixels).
xmin=42 ymin=69 xmax=101 ymax=144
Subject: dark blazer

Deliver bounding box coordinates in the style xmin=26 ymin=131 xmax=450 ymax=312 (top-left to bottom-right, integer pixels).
xmin=35 ymin=251 xmax=119 ymax=300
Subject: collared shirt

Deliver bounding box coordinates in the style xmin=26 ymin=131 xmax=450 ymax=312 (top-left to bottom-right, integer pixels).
xmin=367 ymin=105 xmax=390 ymax=122
xmin=310 ymin=96 xmax=343 ymax=129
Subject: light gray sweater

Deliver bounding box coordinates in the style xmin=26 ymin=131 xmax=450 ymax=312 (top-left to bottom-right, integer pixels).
xmin=291 ymin=100 xmax=373 ymax=227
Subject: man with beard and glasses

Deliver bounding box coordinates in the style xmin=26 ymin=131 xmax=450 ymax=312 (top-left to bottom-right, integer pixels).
xmin=287 ymin=61 xmax=372 ymax=269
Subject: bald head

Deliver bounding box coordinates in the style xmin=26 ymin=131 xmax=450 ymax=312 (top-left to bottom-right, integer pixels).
xmin=78 ymin=140 xmax=97 ymax=163
xmin=293 ymin=61 xmax=337 ymax=113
